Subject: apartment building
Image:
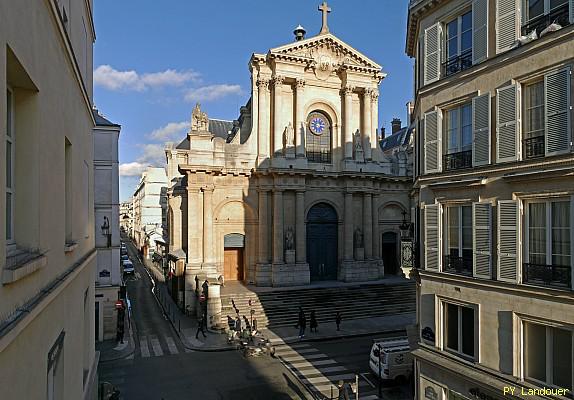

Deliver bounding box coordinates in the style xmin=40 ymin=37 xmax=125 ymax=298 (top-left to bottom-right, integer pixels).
xmin=0 ymin=0 xmax=98 ymax=399
xmin=407 ymin=0 xmax=574 ymax=398
xmin=120 ymin=199 xmax=134 ymax=238
xmin=133 ymin=167 xmax=167 ymax=259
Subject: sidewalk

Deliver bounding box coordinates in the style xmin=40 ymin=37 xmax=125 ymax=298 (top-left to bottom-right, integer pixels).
xmin=96 ymin=317 xmax=135 ymax=362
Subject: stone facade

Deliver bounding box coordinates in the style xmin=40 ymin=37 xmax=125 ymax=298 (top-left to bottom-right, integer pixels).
xmin=166 ymin=7 xmax=412 ymax=304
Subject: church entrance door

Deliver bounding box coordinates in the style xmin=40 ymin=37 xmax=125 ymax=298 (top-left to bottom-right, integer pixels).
xmin=223 ymin=233 xmax=245 ymax=281
xmin=382 ymin=232 xmax=398 ymax=275
xmin=307 ymin=203 xmax=338 ymax=281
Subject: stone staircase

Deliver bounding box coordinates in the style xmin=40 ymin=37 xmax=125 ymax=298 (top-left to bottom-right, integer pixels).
xmin=220 ymin=281 xmax=415 ymax=329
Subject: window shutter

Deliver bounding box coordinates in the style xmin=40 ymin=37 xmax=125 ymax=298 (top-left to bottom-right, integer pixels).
xmin=473 ymin=202 xmax=492 ymax=279
xmin=473 ymin=0 xmax=489 ymax=64
xmin=496 ymin=84 xmax=520 ymax=162
xmin=545 ymin=68 xmax=571 ymax=156
xmin=497 ymin=200 xmax=519 ymax=283
xmin=496 ymin=0 xmax=518 ymax=54
xmin=424 ymin=110 xmax=442 ymax=173
xmin=473 ymin=92 xmax=491 ymax=166
xmin=425 ymin=204 xmax=441 ymax=271
xmin=570 ymin=0 xmax=574 ymax=24
xmin=424 ymin=23 xmax=442 ymax=85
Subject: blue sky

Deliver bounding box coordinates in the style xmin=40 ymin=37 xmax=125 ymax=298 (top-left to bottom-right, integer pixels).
xmin=93 ymin=0 xmax=414 ymax=201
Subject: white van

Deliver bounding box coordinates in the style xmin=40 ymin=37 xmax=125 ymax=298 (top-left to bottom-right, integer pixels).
xmin=369 ymin=337 xmax=412 ymax=382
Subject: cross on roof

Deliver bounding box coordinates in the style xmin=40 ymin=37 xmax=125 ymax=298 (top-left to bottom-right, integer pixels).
xmin=318 ymin=1 xmax=331 ymax=34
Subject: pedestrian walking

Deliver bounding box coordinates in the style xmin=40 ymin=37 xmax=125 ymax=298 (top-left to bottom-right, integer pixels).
xmin=335 ymin=311 xmax=342 ymax=331
xmin=298 ymin=310 xmax=306 ymax=339
xmin=235 ymin=315 xmax=242 ymax=333
xmin=196 ymin=315 xmax=207 ymax=339
xmin=337 ymin=380 xmax=351 ymax=400
xmin=202 ymin=279 xmax=209 ymax=299
xmin=310 ymin=310 xmax=318 ymax=333
xmin=194 ymin=275 xmax=200 ymax=294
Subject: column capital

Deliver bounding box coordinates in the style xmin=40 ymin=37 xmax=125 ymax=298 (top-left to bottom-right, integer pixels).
xmin=342 ymin=85 xmax=355 ymax=96
xmin=363 ymin=87 xmax=373 ymax=96
xmin=201 ymin=185 xmax=214 ymax=193
xmin=370 ymin=89 xmax=379 ymax=102
xmin=272 ymin=188 xmax=285 ymax=193
xmin=295 ymin=78 xmax=306 ymax=90
xmin=271 ymin=75 xmax=285 ymax=86
xmin=295 ymin=189 xmax=306 ymax=194
xmin=256 ymin=78 xmax=270 ymax=91
xmin=187 ymin=187 xmax=202 ymax=194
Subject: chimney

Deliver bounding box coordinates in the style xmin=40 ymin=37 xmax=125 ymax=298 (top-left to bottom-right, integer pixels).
xmin=391 ymin=118 xmax=402 ymax=134
xmin=380 ymin=126 xmax=386 ymax=139
xmin=294 ymin=25 xmax=306 ymax=41
xmin=406 ymin=101 xmax=414 ymax=124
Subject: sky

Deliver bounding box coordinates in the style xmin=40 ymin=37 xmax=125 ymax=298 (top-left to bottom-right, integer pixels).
xmin=93 ymin=0 xmax=414 ymax=201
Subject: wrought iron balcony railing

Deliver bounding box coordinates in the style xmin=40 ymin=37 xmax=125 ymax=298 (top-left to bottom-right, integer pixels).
xmin=523 ymin=263 xmax=572 ymax=289
xmin=443 ymin=255 xmax=473 ymax=276
xmin=523 ymin=135 xmax=545 ymax=159
xmin=521 ymin=4 xmax=571 ymax=37
xmin=443 ymin=150 xmax=472 ymax=171
xmin=443 ymin=49 xmax=473 ymax=77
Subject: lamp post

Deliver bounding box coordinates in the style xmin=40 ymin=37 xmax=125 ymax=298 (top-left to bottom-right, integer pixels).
xmin=399 ymin=211 xmax=414 ymax=275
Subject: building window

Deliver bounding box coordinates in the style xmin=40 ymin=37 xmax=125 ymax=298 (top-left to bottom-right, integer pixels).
xmin=524 ymin=199 xmax=572 ymax=288
xmin=5 ymin=89 xmax=15 ymax=245
xmin=306 ymin=111 xmax=332 ymax=163
xmin=522 ymin=0 xmax=571 ymax=36
xmin=523 ymin=80 xmax=545 ymax=158
xmin=444 ymin=10 xmax=473 ymax=77
xmin=47 ymin=331 xmax=65 ymax=400
xmin=443 ymin=302 xmax=476 ymax=359
xmin=65 ymin=138 xmax=73 ymax=244
xmin=444 ymin=103 xmax=472 ymax=170
xmin=444 ymin=205 xmax=473 ymax=275
xmin=523 ymin=321 xmax=573 ymax=391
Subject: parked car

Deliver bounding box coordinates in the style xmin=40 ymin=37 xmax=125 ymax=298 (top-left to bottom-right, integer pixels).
xmin=369 ymin=337 xmax=412 ymax=383
xmin=121 ymin=254 xmax=129 ymax=263
xmin=122 ymin=260 xmax=135 ymax=275
xmin=121 ymin=247 xmax=128 ymax=256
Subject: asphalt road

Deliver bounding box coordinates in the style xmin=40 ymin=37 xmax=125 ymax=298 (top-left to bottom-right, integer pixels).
xmin=97 ymin=238 xmax=312 ymax=400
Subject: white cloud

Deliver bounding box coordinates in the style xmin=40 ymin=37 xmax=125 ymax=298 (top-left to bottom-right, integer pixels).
xmin=119 ymin=144 xmax=168 ymax=177
xmin=119 ymin=162 xmax=148 ymax=177
xmin=148 ymin=121 xmax=188 ymax=141
xmin=184 ymin=84 xmax=242 ymax=103
xmin=94 ymin=65 xmax=199 ymax=91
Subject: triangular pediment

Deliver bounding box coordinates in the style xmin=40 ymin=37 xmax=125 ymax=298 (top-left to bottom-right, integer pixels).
xmin=270 ymin=33 xmax=381 ymax=71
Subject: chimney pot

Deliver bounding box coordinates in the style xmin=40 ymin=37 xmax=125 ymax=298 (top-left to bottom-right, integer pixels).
xmin=391 ymin=118 xmax=402 ymax=134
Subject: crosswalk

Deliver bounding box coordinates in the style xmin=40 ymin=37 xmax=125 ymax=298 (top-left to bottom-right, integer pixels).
xmin=272 ymin=340 xmax=379 ymax=400
xmin=136 ymin=334 xmax=192 ymax=358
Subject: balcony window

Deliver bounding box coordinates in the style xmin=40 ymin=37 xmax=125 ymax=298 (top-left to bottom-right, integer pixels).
xmin=444 ymin=10 xmax=473 ymax=77
xmin=522 ymin=0 xmax=571 ymax=36
xmin=524 ymin=200 xmax=572 ymax=288
xmin=444 ymin=205 xmax=473 ymax=275
xmin=523 ymin=80 xmax=545 ymax=158
xmin=444 ymin=103 xmax=473 ymax=170
xmin=523 ymin=321 xmax=573 ymax=392
xmin=444 ymin=302 xmax=476 ymax=359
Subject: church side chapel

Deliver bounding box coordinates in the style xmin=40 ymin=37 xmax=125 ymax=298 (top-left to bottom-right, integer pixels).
xmin=165 ymin=3 xmax=412 ymax=305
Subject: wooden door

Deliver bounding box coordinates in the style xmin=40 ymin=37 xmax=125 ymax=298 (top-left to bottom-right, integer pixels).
xmin=224 ymin=248 xmax=243 ymax=281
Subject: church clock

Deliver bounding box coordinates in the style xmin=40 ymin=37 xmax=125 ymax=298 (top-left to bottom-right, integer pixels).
xmin=309 ymin=116 xmax=326 ymax=135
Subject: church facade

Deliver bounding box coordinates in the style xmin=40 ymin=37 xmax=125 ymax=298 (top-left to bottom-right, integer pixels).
xmin=165 ymin=5 xmax=412 ymax=302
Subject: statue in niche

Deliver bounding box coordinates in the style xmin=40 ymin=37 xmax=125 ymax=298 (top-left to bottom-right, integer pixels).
xmin=354 ymin=228 xmax=364 ymax=249
xmin=285 ymin=227 xmax=295 ymax=250
xmin=284 ymin=122 xmax=294 ymax=148
xmin=354 ymin=130 xmax=363 ymax=152
xmin=191 ymin=103 xmax=209 ymax=131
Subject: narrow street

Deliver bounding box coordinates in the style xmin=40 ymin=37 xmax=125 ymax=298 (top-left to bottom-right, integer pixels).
xmin=97 ymin=240 xmax=312 ymax=400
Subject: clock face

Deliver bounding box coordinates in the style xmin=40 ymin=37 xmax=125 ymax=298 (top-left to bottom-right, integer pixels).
xmin=309 ymin=117 xmax=326 ymax=135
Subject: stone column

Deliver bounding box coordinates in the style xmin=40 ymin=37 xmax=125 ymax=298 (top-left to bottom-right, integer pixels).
xmin=363 ymin=193 xmax=373 ymax=259
xmin=202 ymin=186 xmax=214 ymax=265
xmin=295 ymin=190 xmax=306 ymax=263
xmin=257 ymin=78 xmax=270 ymax=160
xmin=363 ymin=88 xmax=373 ymax=160
xmin=343 ymin=86 xmax=354 ymax=159
xmin=273 ymin=189 xmax=284 ymax=263
xmin=371 ymin=90 xmax=379 ymax=161
xmin=187 ymin=187 xmax=203 ymax=265
xmin=272 ymin=75 xmax=284 ymax=156
xmin=258 ymin=189 xmax=269 ymax=263
xmin=372 ymin=194 xmax=380 ymax=258
xmin=344 ymin=191 xmax=354 ymax=260
xmin=295 ymin=78 xmax=306 ymax=157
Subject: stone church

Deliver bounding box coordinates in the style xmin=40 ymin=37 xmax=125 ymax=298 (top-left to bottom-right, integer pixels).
xmin=165 ymin=3 xmax=412 ymax=302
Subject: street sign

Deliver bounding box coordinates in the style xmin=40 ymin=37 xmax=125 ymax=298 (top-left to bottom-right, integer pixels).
xmin=115 ymin=300 xmax=124 ymax=310
xmin=199 ymin=294 xmax=206 ymax=302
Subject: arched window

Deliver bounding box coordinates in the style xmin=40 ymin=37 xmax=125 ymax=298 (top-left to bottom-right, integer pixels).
xmin=306 ymin=111 xmax=332 ymax=163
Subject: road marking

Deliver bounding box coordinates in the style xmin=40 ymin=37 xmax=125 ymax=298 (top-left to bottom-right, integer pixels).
xmin=360 ymin=372 xmax=376 ymax=389
xmin=305 ymin=373 xmax=355 ymax=385
xmin=150 ymin=336 xmax=164 ymax=357
xmin=139 ymin=337 xmax=150 ymax=358
xmin=359 ymin=396 xmax=380 ymax=400
xmin=165 ymin=336 xmax=179 ymax=355
xmin=281 ymin=353 xmax=329 ymax=362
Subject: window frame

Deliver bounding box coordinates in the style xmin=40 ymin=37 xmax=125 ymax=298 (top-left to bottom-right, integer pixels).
xmin=445 ymin=10 xmax=473 ymax=61
xmin=6 ymin=87 xmax=15 ymax=247
xmin=522 ymin=0 xmax=569 ymax=24
xmin=305 ymin=110 xmax=332 ymax=164
xmin=520 ymin=317 xmax=574 ymax=391
xmin=444 ymin=102 xmax=473 ymax=155
xmin=440 ymin=299 xmax=479 ymax=361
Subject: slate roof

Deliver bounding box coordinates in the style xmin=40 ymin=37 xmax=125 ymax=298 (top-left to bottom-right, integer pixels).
xmin=92 ymin=109 xmax=120 ymax=127
xmin=380 ymin=125 xmax=412 ymax=152
xmin=209 ymin=119 xmax=234 ymax=139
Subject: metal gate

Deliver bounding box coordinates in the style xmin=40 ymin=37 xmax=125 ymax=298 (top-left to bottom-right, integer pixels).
xmin=306 ymin=203 xmax=338 ymax=281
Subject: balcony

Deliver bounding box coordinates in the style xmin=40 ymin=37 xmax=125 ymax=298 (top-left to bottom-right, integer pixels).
xmin=443 ymin=255 xmax=473 ymax=276
xmin=523 ymin=135 xmax=545 ymax=159
xmin=523 ymin=263 xmax=572 ymax=289
xmin=443 ymin=150 xmax=472 ymax=171
xmin=521 ymin=4 xmax=571 ymax=37
xmin=443 ymin=49 xmax=473 ymax=77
